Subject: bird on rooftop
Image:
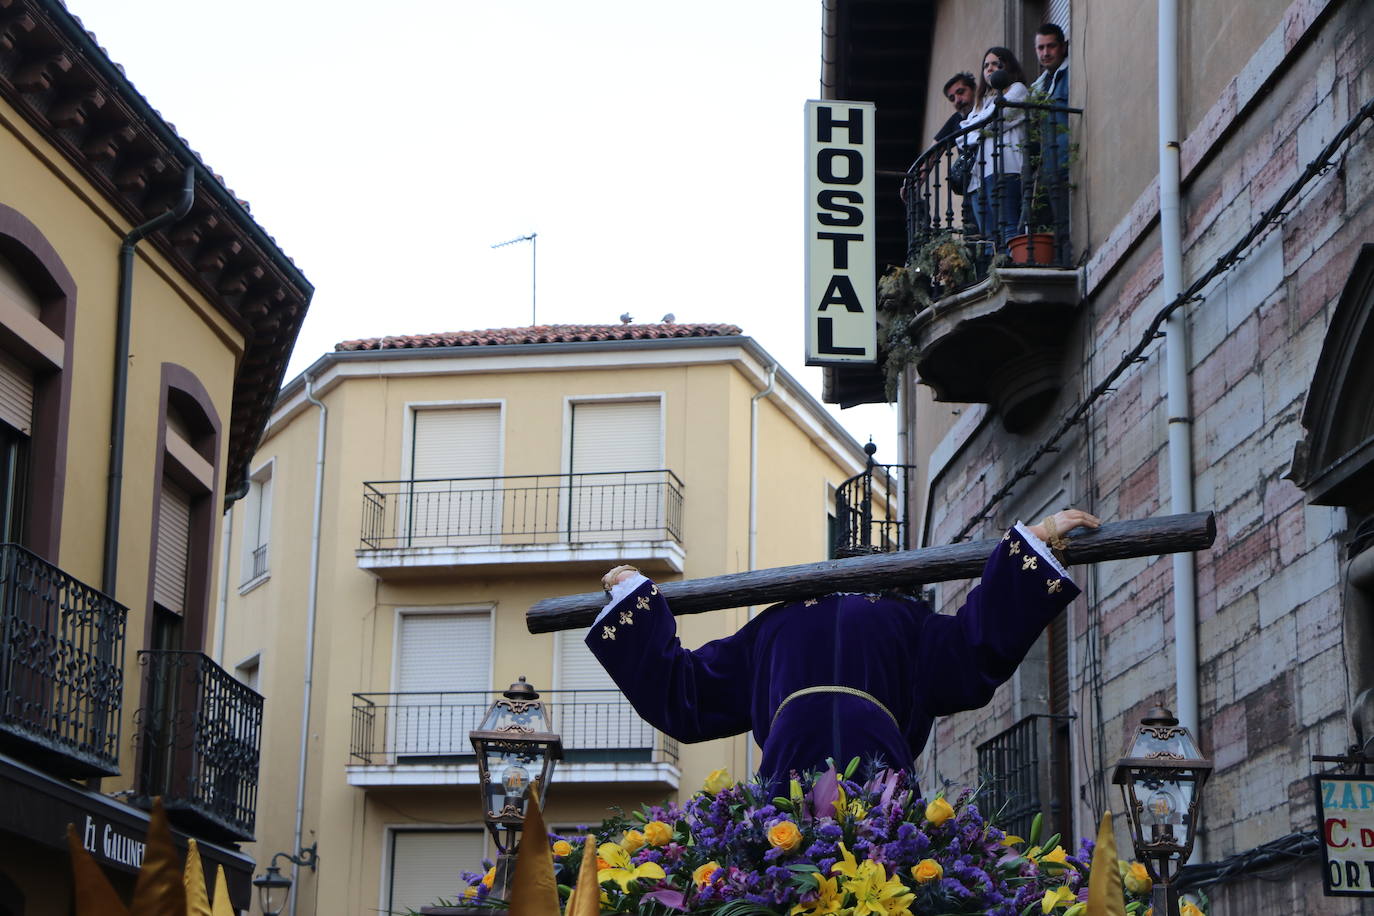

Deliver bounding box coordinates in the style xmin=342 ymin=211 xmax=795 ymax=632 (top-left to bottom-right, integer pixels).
xmin=620 ymin=312 xmax=633 ymax=324
xmin=662 ymin=313 xmax=676 ymax=324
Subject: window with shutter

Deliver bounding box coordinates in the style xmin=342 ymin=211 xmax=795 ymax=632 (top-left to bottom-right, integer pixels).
xmin=241 ymin=464 xmax=272 ymax=583
xmin=392 ymin=610 xmax=492 ymax=759
xmin=153 ymin=480 xmax=192 ymax=615
xmin=407 ymin=407 xmax=501 ymax=546
xmin=569 ymin=400 xmax=663 ymax=542
xmin=388 ymin=830 xmax=486 ymax=915
xmin=556 ymin=629 xmax=651 ymax=760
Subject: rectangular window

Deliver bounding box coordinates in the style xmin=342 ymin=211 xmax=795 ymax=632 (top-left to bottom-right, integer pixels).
xmin=568 ymin=399 xmax=663 ymax=541
xmin=241 ymin=463 xmax=272 ymax=584
xmin=408 ymin=407 xmax=501 ymax=545
xmin=388 ymin=829 xmax=485 ymax=915
xmin=235 ymin=654 xmax=261 ymax=693
xmin=555 ymin=630 xmax=652 ymax=762
xmin=392 ymin=610 xmax=491 ymax=759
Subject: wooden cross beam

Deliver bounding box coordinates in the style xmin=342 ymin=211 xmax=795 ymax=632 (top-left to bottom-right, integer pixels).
xmin=526 ymin=511 xmax=1215 ymax=634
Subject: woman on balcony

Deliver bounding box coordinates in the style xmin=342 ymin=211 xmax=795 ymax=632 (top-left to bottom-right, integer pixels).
xmin=958 ymin=46 xmax=1030 ymax=246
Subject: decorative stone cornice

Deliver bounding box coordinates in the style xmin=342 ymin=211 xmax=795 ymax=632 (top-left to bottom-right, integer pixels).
xmin=0 ymin=0 xmax=313 ymax=504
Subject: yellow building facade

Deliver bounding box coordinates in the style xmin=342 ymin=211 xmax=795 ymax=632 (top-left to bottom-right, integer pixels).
xmin=0 ymin=1 xmax=311 ymax=912
xmin=222 ymin=325 xmax=877 ymax=914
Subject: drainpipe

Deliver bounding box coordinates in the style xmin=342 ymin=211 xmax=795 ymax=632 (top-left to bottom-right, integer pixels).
xmin=746 ymin=363 xmax=778 ymax=777
xmin=102 ymin=166 xmax=195 ymax=597
xmin=291 ymin=374 xmax=327 ymax=916
xmin=1158 ymin=0 xmax=1201 ymax=858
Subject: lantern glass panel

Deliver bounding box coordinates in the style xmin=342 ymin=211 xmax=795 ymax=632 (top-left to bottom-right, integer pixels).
xmin=480 ymin=741 xmax=545 ymax=819
xmin=479 ymin=698 xmax=552 ymax=734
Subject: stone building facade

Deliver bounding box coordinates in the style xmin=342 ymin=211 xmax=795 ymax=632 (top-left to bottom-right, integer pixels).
xmin=825 ymin=0 xmax=1374 ymax=910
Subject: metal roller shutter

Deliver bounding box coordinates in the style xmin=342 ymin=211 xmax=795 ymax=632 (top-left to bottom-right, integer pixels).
xmin=153 ymin=481 xmax=191 ymax=614
xmin=393 ymin=611 xmax=491 ymax=757
xmin=409 ymin=407 xmax=501 ymax=545
xmin=569 ymin=400 xmax=662 ymax=541
xmin=389 ymin=830 xmax=486 ymax=914
xmin=0 ymin=350 xmax=34 ymax=436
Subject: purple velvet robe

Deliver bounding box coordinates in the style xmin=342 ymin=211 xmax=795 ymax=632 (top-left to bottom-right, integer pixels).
xmin=586 ymin=525 xmax=1080 ymax=779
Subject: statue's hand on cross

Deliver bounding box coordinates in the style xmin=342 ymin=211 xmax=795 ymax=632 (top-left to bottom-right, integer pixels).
xmin=1027 ymin=508 xmax=1102 ymax=548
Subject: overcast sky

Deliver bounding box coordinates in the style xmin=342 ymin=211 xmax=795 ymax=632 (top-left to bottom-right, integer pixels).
xmin=73 ymin=0 xmax=899 ymax=461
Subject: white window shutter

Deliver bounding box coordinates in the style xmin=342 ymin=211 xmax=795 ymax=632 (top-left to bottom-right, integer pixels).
xmin=569 ymin=401 xmax=663 ymax=541
xmin=393 ymin=611 xmax=491 ymax=757
xmin=556 ymin=628 xmax=654 ymax=755
xmin=408 ymin=408 xmax=501 ymax=545
xmin=389 ymin=831 xmax=486 ymax=914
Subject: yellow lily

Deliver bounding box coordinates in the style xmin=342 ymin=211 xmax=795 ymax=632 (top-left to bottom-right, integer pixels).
xmin=830 ymin=842 xmax=860 ymax=880
xmin=595 ymin=842 xmax=665 ymax=892
xmin=790 ymin=873 xmax=845 ymax=916
xmin=843 ymin=859 xmax=914 ymax=916
xmin=1039 ymin=845 xmax=1072 ymax=870
xmin=1041 ymin=886 xmax=1077 ymax=913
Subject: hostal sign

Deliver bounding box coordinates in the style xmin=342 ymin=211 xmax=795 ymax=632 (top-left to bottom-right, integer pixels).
xmin=804 ymin=100 xmax=876 ymax=365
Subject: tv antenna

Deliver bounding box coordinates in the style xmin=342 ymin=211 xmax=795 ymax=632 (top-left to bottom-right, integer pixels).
xmin=491 ymin=232 xmax=538 ymax=326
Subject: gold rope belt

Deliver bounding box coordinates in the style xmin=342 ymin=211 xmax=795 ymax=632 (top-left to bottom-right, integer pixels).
xmin=771 ymin=685 xmax=899 ymax=731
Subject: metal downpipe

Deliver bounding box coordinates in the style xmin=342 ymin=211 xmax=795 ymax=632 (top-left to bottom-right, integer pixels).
xmin=102 ymin=166 xmax=195 ymax=597
xmin=291 ymin=374 xmax=327 ymax=915
xmin=746 ymin=363 xmax=778 ymax=777
xmin=1158 ymin=0 xmax=1201 ymax=858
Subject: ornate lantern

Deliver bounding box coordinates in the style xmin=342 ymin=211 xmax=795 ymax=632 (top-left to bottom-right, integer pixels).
xmin=470 ymin=676 xmax=563 ymax=897
xmin=1112 ymin=706 xmax=1211 ymax=916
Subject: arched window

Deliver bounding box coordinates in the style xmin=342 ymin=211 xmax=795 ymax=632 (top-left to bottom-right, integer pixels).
xmin=0 ymin=205 xmax=76 ymax=561
xmin=145 ymin=365 xmax=221 ymax=653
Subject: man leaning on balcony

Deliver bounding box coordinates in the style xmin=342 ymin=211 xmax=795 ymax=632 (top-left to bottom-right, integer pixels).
xmin=1030 ymin=22 xmax=1071 ymax=257
xmin=586 ymin=509 xmax=1100 ymax=785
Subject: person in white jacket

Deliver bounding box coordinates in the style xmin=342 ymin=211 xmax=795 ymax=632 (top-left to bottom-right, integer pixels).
xmin=957 ymin=46 xmax=1030 ymax=245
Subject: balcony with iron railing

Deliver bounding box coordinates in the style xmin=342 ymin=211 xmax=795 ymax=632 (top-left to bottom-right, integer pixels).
xmin=357 ymin=470 xmax=686 ymax=578
xmin=0 ymin=543 xmax=126 ymax=777
xmin=133 ymin=650 xmax=263 ymax=842
xmin=347 ymin=689 xmax=680 ymax=789
xmin=892 ymin=98 xmax=1085 ymax=432
xmin=832 ymin=445 xmax=915 ymax=558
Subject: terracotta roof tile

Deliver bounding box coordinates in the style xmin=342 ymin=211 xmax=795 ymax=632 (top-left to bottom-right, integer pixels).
xmin=335 ymin=323 xmax=744 ymax=352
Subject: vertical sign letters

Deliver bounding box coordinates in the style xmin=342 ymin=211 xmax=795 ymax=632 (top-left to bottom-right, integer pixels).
xmin=805 ymin=100 xmax=877 ymax=365
xmin=1315 ymin=774 xmax=1374 ymax=896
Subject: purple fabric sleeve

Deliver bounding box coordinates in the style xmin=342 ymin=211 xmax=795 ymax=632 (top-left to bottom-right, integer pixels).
xmin=585 ymin=578 xmax=753 ymax=743
xmin=914 ymin=526 xmax=1080 ymax=716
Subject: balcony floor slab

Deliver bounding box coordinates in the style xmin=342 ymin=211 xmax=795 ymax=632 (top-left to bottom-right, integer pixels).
xmin=345 ymin=760 xmax=680 ymax=790
xmin=356 ymin=539 xmax=686 ymax=580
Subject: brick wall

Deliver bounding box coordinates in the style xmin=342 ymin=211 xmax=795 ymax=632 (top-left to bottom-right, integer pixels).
xmin=914 ymin=1 xmax=1374 ymax=910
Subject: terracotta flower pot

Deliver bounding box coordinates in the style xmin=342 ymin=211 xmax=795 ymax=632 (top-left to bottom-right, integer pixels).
xmin=1007 ymin=232 xmax=1055 ymax=264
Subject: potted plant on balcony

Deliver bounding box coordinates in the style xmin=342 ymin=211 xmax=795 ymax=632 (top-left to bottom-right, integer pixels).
xmin=1007 ymin=89 xmax=1075 ymax=265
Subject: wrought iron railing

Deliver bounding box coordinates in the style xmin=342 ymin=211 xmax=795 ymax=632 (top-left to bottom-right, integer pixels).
xmin=135 ymin=651 xmax=263 ymax=841
xmin=360 ymin=470 xmax=685 ymax=550
xmin=976 ymin=713 xmax=1073 ymax=841
xmin=899 ymin=99 xmax=1082 ymax=294
xmin=0 ymin=543 xmax=126 ymax=777
xmin=350 ymin=689 xmax=679 ymax=768
xmin=247 ymin=543 xmax=268 ymax=581
xmin=833 ymin=457 xmax=915 ymax=558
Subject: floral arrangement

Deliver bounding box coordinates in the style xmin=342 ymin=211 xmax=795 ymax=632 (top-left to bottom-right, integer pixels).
xmin=455 ymin=761 xmax=1205 ymax=916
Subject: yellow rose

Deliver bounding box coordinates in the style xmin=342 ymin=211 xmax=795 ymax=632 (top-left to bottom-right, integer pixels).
xmin=1123 ymin=861 xmax=1152 ymax=895
xmin=1180 ymin=903 xmax=1203 ymax=916
xmin=693 ymin=861 xmax=721 ymax=887
xmin=703 ymin=768 xmax=732 ymax=794
xmin=480 ymin=866 xmax=495 ymax=889
xmin=622 ymin=829 xmax=646 ymax=853
xmin=767 ymin=820 xmax=802 ymax=852
xmin=925 ymin=796 xmax=955 ymax=826
xmin=911 ymin=858 xmax=944 ymax=883
xmin=643 ymin=820 xmax=673 ymax=847
xmin=552 ymin=839 xmax=572 ymax=857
